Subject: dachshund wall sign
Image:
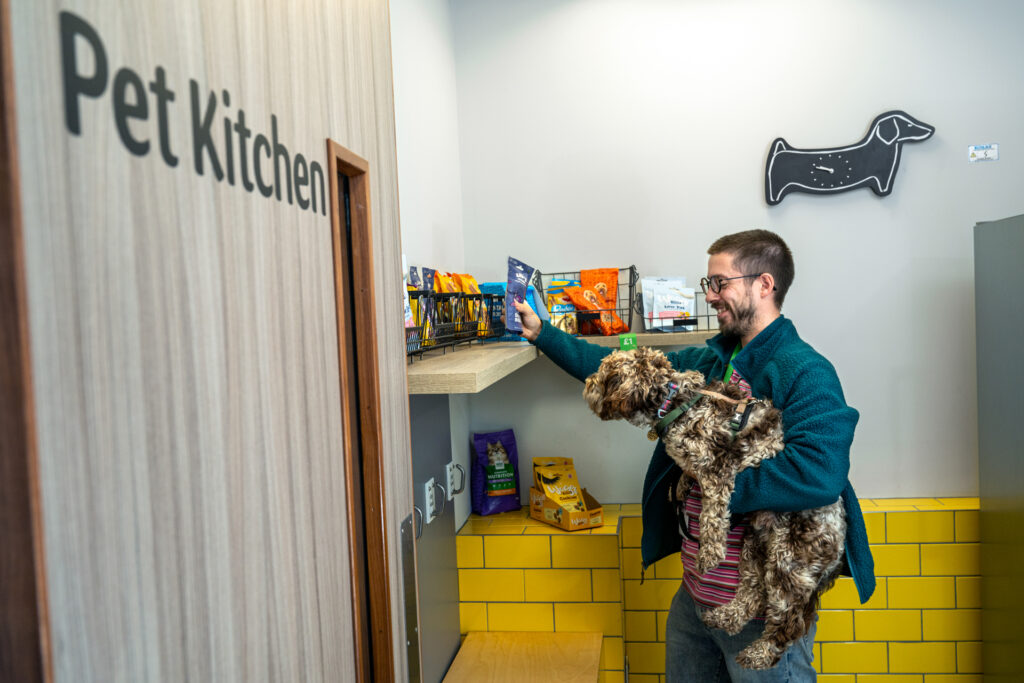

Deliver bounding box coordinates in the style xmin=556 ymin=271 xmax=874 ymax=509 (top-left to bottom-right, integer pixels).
xmin=764 ymin=111 xmax=934 ymax=205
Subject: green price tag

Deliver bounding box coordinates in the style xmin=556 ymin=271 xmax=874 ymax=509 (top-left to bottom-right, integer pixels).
xmin=619 ymin=333 xmax=637 ymax=350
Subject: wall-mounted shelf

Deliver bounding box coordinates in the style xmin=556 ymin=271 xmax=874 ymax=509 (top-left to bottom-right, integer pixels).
xmin=406 ymin=330 xmax=717 ymax=395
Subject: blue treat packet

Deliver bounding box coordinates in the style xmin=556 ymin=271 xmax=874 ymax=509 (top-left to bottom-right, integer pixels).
xmin=505 ymin=257 xmax=536 ymax=333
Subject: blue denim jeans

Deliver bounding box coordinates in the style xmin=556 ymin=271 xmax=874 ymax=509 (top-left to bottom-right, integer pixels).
xmin=664 ymin=585 xmax=817 ymax=682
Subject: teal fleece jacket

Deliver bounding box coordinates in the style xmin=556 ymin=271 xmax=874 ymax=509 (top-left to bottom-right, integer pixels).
xmin=531 ymin=315 xmax=876 ymax=604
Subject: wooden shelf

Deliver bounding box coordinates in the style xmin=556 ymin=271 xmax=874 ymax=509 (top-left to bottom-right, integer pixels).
xmin=405 ymin=330 xmax=717 ymax=395
xmin=406 ymin=342 xmax=538 ymax=394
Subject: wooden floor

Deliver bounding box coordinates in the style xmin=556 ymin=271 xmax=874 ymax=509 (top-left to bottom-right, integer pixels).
xmin=443 ymin=631 xmax=602 ymax=682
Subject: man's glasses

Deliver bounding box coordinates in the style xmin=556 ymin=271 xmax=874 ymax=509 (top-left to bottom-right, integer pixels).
xmin=699 ymin=274 xmax=761 ymax=295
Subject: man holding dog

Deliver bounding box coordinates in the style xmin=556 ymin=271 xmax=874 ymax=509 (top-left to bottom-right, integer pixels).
xmin=513 ymin=229 xmax=874 ymax=682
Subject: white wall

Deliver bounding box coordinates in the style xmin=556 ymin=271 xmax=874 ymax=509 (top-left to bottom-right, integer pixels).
xmin=449 ymin=0 xmax=1024 ymax=502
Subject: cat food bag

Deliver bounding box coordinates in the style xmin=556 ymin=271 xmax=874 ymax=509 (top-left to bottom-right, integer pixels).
xmin=504 ymin=257 xmax=536 ymax=333
xmin=471 ymin=429 xmax=521 ymax=516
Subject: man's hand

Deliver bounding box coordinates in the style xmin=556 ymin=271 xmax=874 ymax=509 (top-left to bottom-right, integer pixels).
xmin=513 ymin=300 xmax=542 ymax=341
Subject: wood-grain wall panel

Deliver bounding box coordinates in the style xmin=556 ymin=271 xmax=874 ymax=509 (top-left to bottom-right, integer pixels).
xmin=8 ymin=0 xmax=413 ymax=680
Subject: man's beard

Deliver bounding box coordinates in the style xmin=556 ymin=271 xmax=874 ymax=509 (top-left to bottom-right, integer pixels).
xmin=718 ymin=297 xmax=757 ymax=338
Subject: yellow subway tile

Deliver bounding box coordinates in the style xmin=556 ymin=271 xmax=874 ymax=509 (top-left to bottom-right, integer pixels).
xmin=820 ymin=577 xmax=887 ymax=609
xmin=812 ymin=642 xmax=820 ymax=672
xmin=626 ymin=642 xmax=665 ymax=674
xmin=554 ymin=602 xmax=623 ymax=636
xmin=620 ymin=517 xmax=643 ymax=548
xmin=956 ymin=642 xmax=981 ymax=673
xmin=886 ymin=511 xmax=955 ymax=543
xmin=459 ymin=569 xmax=524 ymax=602
xmin=935 ymin=498 xmax=980 ymax=510
xmin=459 ymin=519 xmax=493 ymax=535
xmin=863 ymin=512 xmax=886 ymax=543
xmin=656 ymin=610 xmax=670 ymax=642
xmin=592 ymin=523 xmax=619 ymax=535
xmin=955 ymin=576 xmax=980 ymax=608
xmin=619 ymin=504 xmax=641 ymax=515
xmin=625 ymin=675 xmax=658 ymax=683
xmin=920 ymin=544 xmax=979 ymax=576
xmin=484 ymin=535 xmax=551 ymax=568
xmin=922 ymin=609 xmax=980 ymax=641
xmin=857 ymin=676 xmax=923 ymax=683
xmin=621 ymin=548 xmax=643 ymax=579
xmin=523 ymin=524 xmax=562 ymax=534
xmin=817 ymin=676 xmax=855 ymax=683
xmin=601 ymin=636 xmax=625 ymax=670
xmin=625 ymin=610 xmax=657 ymax=641
xmin=860 ymin=498 xmax=879 ymax=507
xmin=854 ymin=610 xmax=922 ymax=641
xmin=551 ymin=535 xmax=619 ymax=568
xmin=890 ymin=642 xmax=956 ymax=673
xmin=873 ymin=498 xmax=943 ymax=507
xmin=459 ymin=603 xmax=486 ymax=634
xmin=524 ymin=569 xmax=591 ymax=602
xmin=593 ymin=569 xmax=622 ymax=602
xmin=486 ymin=510 xmax=530 ymax=525
xmin=820 ymin=642 xmax=888 ymax=673
xmin=487 ymin=602 xmax=553 ymax=631
xmin=456 ymin=536 xmax=483 ymax=568
xmin=872 ymin=544 xmax=921 ymax=576
xmin=598 ymin=671 xmax=625 ymax=683
xmin=653 ymin=554 xmax=684 ymax=579
xmin=815 ymin=610 xmax=853 ymax=641
xmin=954 ymin=511 xmax=978 ymax=543
xmin=480 ymin=525 xmax=529 ymax=535
xmin=888 ymin=577 xmax=955 ymax=608
xmin=924 ymin=675 xmax=981 ymax=683
xmin=624 ymin=579 xmax=679 ymax=611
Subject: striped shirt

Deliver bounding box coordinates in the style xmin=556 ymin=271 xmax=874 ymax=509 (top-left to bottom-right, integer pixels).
xmin=678 ymin=359 xmax=753 ymax=608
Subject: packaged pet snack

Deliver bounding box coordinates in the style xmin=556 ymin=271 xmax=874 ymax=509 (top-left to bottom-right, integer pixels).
xmin=408 ymin=266 xmax=422 ymax=290
xmin=546 ymin=281 xmax=578 ymax=335
xmin=504 ymin=257 xmax=536 ymax=333
xmin=402 ymin=256 xmax=415 ymax=328
xmin=564 ymin=285 xmax=627 ymax=336
xmin=421 ymin=267 xmax=436 ymax=293
xmin=471 ymin=429 xmax=522 ymax=516
xmin=581 ymin=268 xmax=618 ymax=310
xmin=650 ymin=278 xmax=695 ymax=331
xmin=532 ymin=457 xmax=586 ymax=513
xmin=435 ymin=272 xmax=460 ymax=294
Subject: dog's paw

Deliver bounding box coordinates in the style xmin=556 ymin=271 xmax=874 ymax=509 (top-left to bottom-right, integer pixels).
xmin=700 ymin=606 xmax=747 ymax=635
xmin=736 ymin=640 xmax=782 ymax=671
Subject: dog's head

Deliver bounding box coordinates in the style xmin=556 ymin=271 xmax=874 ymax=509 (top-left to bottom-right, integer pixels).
xmin=583 ymin=347 xmax=704 ymax=427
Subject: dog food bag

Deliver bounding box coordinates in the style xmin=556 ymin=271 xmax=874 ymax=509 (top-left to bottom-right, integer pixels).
xmin=547 ymin=283 xmax=578 ymax=335
xmin=564 ymin=285 xmax=627 ymax=336
xmin=504 ymin=257 xmax=536 ymax=333
xmin=471 ymin=429 xmax=522 ymax=516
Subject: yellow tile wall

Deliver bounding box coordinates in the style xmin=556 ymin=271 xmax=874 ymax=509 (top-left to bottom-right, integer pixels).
xmin=455 ymin=498 xmax=980 ymax=681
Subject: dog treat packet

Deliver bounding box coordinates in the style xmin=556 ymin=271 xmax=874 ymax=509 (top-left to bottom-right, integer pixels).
xmin=504 ymin=257 xmax=536 ymax=333
xmin=435 ymin=272 xmax=460 ymax=294
xmin=532 ymin=457 xmax=586 ymax=512
xmin=471 ymin=429 xmax=521 ymax=516
xmin=408 ymin=266 xmax=422 ymax=290
xmin=547 ymin=281 xmax=578 ymax=335
xmin=652 ymin=278 xmax=695 ymax=331
xmin=421 ymin=267 xmax=436 ymax=293
xmin=564 ymin=285 xmax=627 ymax=336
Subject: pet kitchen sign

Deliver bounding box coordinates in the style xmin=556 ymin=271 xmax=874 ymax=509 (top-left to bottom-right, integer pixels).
xmin=59 ymin=10 xmax=327 ymax=216
xmin=764 ymin=110 xmax=935 ymax=205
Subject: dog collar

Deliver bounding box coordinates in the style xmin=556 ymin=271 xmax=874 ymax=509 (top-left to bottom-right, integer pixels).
xmin=648 ymin=392 xmax=703 ymax=441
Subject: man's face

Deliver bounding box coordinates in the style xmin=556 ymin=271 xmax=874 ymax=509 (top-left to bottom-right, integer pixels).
xmin=705 ymin=252 xmax=758 ymax=339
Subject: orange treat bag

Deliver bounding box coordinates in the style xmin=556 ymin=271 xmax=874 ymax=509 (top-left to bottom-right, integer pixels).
xmin=564 ymin=286 xmax=626 ymax=336
xmin=581 ymin=268 xmax=628 ymax=334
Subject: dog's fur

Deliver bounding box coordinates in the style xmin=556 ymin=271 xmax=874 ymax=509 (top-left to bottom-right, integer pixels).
xmin=584 ymin=347 xmax=845 ymax=670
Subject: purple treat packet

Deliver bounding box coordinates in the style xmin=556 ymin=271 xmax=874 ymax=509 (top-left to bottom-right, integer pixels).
xmin=504 ymin=257 xmax=535 ymax=333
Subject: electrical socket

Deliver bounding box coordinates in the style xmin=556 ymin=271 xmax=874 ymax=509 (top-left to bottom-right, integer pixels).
xmin=445 ymin=462 xmax=457 ymax=501
xmin=423 ymin=477 xmax=437 ymax=525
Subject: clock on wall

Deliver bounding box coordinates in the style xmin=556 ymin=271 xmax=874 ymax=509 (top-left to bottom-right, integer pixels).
xmin=764 ymin=110 xmax=934 ymax=205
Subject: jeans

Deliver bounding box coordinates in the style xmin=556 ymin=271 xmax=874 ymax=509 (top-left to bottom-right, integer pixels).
xmin=664 ymin=585 xmax=817 ymax=682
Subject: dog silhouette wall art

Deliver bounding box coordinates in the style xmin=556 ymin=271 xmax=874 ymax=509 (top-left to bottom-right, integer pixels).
xmin=764 ymin=111 xmax=934 ymax=205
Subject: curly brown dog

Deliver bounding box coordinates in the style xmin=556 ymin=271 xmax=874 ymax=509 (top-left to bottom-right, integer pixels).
xmin=583 ymin=347 xmax=845 ymax=670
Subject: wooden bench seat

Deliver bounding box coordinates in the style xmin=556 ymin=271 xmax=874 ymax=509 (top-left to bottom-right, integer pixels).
xmin=443 ymin=631 xmax=603 ymax=683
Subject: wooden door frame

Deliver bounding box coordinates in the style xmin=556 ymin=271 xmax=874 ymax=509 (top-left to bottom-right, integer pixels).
xmin=326 ymin=139 xmax=394 ymax=681
xmin=0 ymin=0 xmax=51 ymax=681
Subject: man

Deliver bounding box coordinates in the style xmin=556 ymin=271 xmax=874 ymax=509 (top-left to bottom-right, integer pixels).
xmin=513 ymin=229 xmax=874 ymax=682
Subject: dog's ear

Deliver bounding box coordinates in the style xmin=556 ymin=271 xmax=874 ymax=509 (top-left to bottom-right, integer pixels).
xmin=876 ymin=116 xmax=900 ymax=145
xmin=585 ymin=348 xmax=672 ymax=421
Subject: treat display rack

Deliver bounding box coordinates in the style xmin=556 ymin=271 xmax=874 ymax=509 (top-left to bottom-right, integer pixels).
xmin=406 ymin=292 xmax=506 ymax=358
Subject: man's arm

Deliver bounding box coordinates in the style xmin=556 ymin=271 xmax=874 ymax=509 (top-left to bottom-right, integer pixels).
xmin=514 ymin=300 xmax=612 ymax=382
xmin=729 ymin=361 xmax=859 ymax=514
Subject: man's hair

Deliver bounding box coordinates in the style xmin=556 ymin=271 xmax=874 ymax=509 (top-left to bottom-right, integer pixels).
xmin=708 ymin=229 xmax=794 ymax=309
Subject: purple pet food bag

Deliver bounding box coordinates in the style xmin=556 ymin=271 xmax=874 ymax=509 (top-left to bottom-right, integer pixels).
xmin=471 ymin=429 xmax=521 ymax=516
